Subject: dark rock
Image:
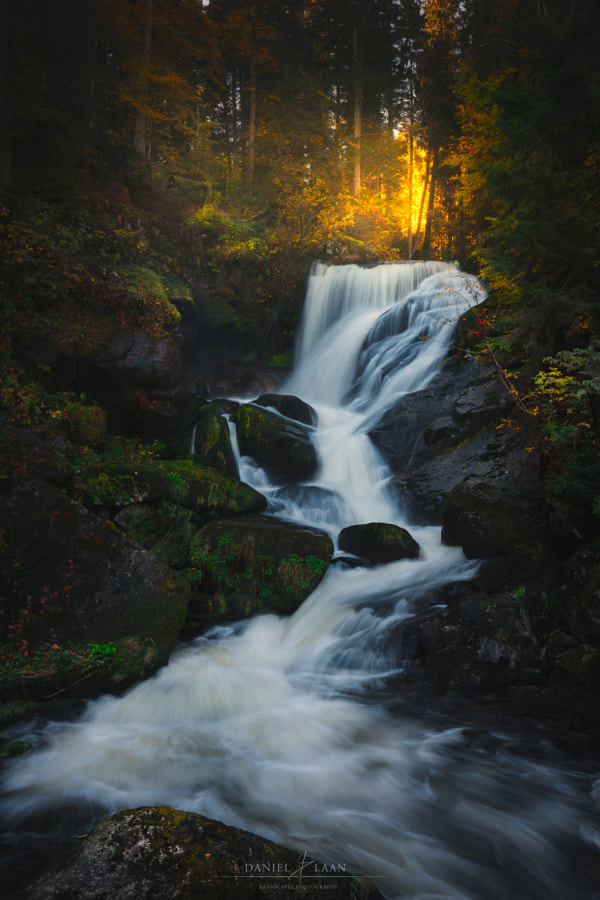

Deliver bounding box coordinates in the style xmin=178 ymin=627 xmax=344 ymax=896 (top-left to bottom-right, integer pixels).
xmin=0 ymin=481 xmax=190 ymax=706
xmin=391 ymin=424 xmax=538 ymax=525
xmin=20 ymin=806 xmax=385 ymax=900
xmin=255 ymin=393 xmax=318 ymax=427
xmin=441 ymin=474 xmax=548 ymax=570
xmin=188 ymin=515 xmax=333 ymax=620
xmin=231 ymin=403 xmax=317 ymax=484
xmin=0 ymin=428 xmax=73 ymax=495
xmin=338 ymin=522 xmax=419 ymax=565
xmin=368 ymin=357 xmax=478 ymax=471
xmin=84 ymin=332 xmax=188 ymax=438
xmin=190 ymin=401 xmax=238 ymax=476
xmin=452 ymin=377 xmax=515 ymax=433
xmin=396 ymin=587 xmax=546 ymax=696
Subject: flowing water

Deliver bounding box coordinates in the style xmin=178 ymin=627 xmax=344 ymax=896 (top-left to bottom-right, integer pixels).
xmin=1 ymin=262 xmax=599 ymax=899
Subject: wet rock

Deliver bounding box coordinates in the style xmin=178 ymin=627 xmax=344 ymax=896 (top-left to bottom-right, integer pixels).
xmin=391 ymin=424 xmax=537 ymax=525
xmin=396 ymin=586 xmax=546 ymax=696
xmin=231 ymin=403 xmax=317 ymax=484
xmin=338 ymin=522 xmax=420 ymax=565
xmin=188 ymin=515 xmax=333 ymax=620
xmin=255 ymin=393 xmax=318 ymax=427
xmin=190 ymin=401 xmax=238 ymax=476
xmin=20 ymin=806 xmax=385 ymax=900
xmin=0 ymin=481 xmax=190 ymax=706
xmin=368 ymin=357 xmax=478 ymax=472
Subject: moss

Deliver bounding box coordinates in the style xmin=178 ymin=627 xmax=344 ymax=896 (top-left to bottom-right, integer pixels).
xmin=191 ymin=402 xmax=237 ymax=476
xmin=72 ymin=459 xmax=266 ymax=518
xmin=188 ymin=517 xmax=333 ymax=620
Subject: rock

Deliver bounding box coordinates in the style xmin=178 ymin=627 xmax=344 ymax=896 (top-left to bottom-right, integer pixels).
xmin=370 ymin=360 xmax=533 ymax=530
xmin=114 ymin=502 xmax=202 ymax=570
xmin=391 ymin=424 xmax=538 ymax=525
xmin=368 ymin=357 xmax=478 ymax=471
xmin=452 ymin=377 xmax=515 ymax=433
xmin=72 ymin=460 xmax=266 ymax=521
xmin=441 ymin=474 xmax=548 ymax=577
xmin=0 ymin=428 xmax=73 ymax=495
xmin=84 ymin=332 xmax=188 ymax=438
xmin=20 ymin=806 xmax=385 ymax=900
xmin=231 ymin=403 xmax=317 ymax=484
xmin=190 ymin=401 xmax=238 ymax=476
xmin=255 ymin=393 xmax=318 ymax=427
xmin=396 ymin=587 xmax=546 ymax=696
xmin=338 ymin=522 xmax=420 ymax=565
xmin=188 ymin=515 xmax=333 ymax=620
xmin=0 ymin=481 xmax=190 ymax=706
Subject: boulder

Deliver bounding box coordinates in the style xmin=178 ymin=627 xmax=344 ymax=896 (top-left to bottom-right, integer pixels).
xmin=0 ymin=481 xmax=190 ymax=709
xmin=395 ymin=585 xmax=547 ymax=696
xmin=441 ymin=474 xmax=547 ymax=572
xmin=338 ymin=522 xmax=420 ymax=565
xmin=20 ymin=807 xmax=385 ymax=900
xmin=231 ymin=403 xmax=317 ymax=484
xmin=188 ymin=515 xmax=334 ymax=620
xmin=190 ymin=401 xmax=238 ymax=476
xmin=368 ymin=357 xmax=478 ymax=471
xmin=84 ymin=332 xmax=188 ymax=438
xmin=0 ymin=427 xmax=73 ymax=496
xmin=72 ymin=460 xmax=266 ymax=521
xmin=114 ymin=502 xmax=202 ymax=570
xmin=391 ymin=423 xmax=536 ymax=524
xmin=255 ymin=393 xmax=318 ymax=427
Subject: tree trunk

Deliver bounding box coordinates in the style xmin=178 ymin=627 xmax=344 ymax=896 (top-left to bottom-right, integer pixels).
xmin=133 ymin=0 xmax=153 ymax=157
xmin=422 ymin=146 xmax=438 ymax=259
xmin=0 ymin=0 xmax=12 ymax=185
xmin=407 ymin=126 xmax=414 ymax=259
xmin=412 ymin=145 xmax=431 ymax=256
xmin=248 ymin=45 xmax=256 ymax=190
xmin=352 ymin=23 xmax=362 ymax=197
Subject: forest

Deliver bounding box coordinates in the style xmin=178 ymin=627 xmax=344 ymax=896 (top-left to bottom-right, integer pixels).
xmin=2 ymin=2 xmax=600 ymax=897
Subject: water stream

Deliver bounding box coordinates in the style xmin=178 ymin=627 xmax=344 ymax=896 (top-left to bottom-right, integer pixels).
xmin=1 ymin=262 xmax=599 ymax=899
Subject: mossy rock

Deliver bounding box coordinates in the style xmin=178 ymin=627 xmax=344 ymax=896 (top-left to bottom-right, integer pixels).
xmin=19 ymin=806 xmax=385 ymax=900
xmin=0 ymin=636 xmax=162 ymax=715
xmin=188 ymin=515 xmax=333 ymax=620
xmin=0 ymin=481 xmax=190 ymax=709
xmin=114 ymin=501 xmax=202 ymax=570
xmin=72 ymin=459 xmax=266 ymax=520
xmin=338 ymin=522 xmax=420 ymax=565
xmin=190 ymin=401 xmax=238 ymax=476
xmin=231 ymin=403 xmax=317 ymax=485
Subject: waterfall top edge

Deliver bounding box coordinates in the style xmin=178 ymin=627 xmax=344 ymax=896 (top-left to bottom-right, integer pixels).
xmin=312 ymin=259 xmax=458 ymax=270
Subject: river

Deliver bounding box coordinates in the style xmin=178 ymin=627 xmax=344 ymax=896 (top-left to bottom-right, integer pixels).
xmin=1 ymin=261 xmax=599 ymax=899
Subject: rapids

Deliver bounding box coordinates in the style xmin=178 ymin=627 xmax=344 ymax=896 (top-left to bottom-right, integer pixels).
xmin=1 ymin=261 xmax=599 ymax=899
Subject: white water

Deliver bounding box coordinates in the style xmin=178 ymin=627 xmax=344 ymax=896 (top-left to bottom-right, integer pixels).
xmin=2 ymin=262 xmax=599 ymax=899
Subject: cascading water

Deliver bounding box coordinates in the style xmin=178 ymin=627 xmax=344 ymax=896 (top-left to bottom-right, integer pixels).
xmin=1 ymin=262 xmax=599 ymax=899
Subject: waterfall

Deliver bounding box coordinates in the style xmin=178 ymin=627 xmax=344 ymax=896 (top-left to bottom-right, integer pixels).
xmin=1 ymin=262 xmax=599 ymax=900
